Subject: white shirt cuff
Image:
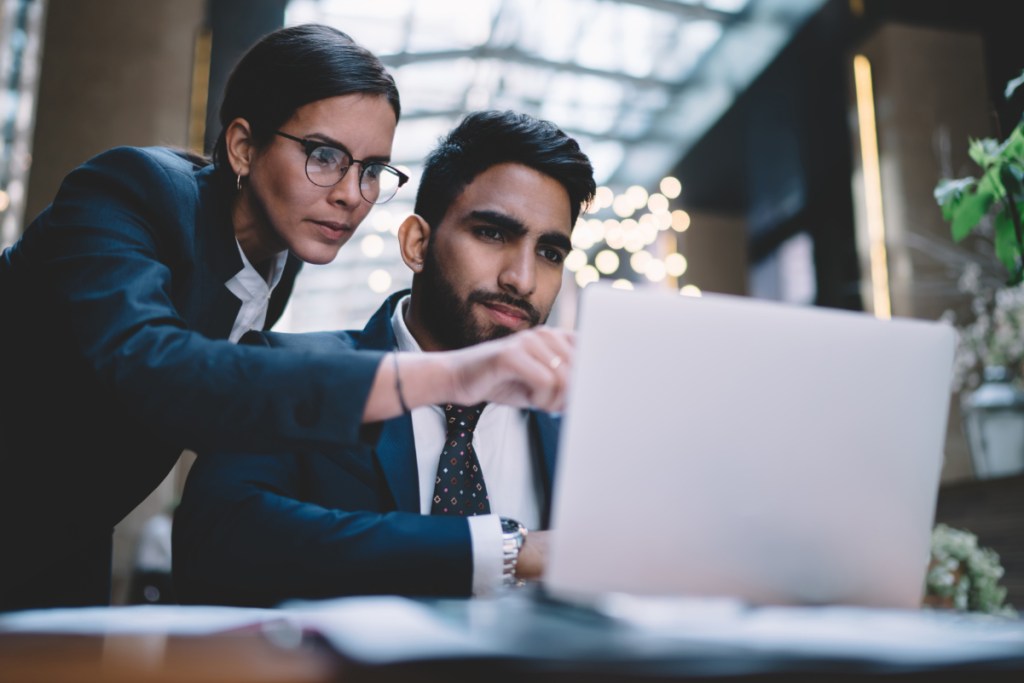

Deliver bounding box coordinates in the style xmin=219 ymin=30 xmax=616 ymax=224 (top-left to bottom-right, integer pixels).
xmin=468 ymin=514 xmax=504 ymax=596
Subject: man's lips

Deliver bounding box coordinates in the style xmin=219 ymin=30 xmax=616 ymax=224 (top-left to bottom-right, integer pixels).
xmin=480 ymin=301 xmax=531 ymax=326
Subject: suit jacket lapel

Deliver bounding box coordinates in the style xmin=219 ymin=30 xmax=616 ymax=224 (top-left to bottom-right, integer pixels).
xmin=194 ymin=166 xmax=243 ymax=339
xmin=359 ymin=292 xmax=421 ymax=512
xmin=376 ymin=414 xmax=420 ymax=512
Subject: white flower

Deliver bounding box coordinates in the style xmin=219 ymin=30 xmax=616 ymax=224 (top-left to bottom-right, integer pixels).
xmin=946 ymin=278 xmax=1024 ymax=391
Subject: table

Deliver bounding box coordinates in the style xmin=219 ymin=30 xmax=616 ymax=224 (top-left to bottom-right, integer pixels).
xmin=3 ymin=598 xmax=1024 ymax=683
xmin=0 ymin=630 xmax=335 ymax=683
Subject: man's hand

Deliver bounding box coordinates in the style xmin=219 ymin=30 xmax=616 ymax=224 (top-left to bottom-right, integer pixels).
xmin=445 ymin=327 xmax=574 ymax=413
xmin=364 ymin=326 xmax=574 ymax=421
xmin=515 ymin=529 xmax=550 ymax=581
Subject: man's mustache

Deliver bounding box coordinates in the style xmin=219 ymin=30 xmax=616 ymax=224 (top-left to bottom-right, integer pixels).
xmin=468 ymin=290 xmax=541 ymax=326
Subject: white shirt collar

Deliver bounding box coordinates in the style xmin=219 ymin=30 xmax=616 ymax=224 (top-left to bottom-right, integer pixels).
xmin=391 ymin=294 xmax=421 ymax=353
xmin=230 ymin=241 xmax=289 ymax=297
xmin=224 ymin=242 xmax=289 ymax=343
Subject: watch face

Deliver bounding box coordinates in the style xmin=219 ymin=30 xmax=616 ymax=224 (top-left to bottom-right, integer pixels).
xmin=501 ymin=517 xmax=522 ymax=534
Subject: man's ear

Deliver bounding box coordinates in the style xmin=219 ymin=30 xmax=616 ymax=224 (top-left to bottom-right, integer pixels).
xmin=398 ymin=214 xmax=431 ymax=273
xmin=224 ymin=117 xmax=255 ymax=178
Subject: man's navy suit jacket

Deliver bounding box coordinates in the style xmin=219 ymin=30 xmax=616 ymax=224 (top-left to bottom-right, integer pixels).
xmin=173 ymin=291 xmax=561 ymax=607
xmin=0 ymin=147 xmax=382 ymax=610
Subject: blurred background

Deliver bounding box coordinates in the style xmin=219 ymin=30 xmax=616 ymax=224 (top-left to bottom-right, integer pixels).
xmin=1 ymin=0 xmax=1021 ymax=604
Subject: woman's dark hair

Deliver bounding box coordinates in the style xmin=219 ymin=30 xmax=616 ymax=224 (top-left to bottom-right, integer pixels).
xmin=415 ymin=110 xmax=596 ymax=230
xmin=212 ymin=24 xmax=400 ymax=184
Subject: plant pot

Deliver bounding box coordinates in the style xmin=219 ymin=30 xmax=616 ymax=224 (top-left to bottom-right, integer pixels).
xmin=961 ymin=365 xmax=1024 ymax=478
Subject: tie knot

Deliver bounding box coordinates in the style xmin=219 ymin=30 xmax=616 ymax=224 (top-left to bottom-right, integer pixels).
xmin=444 ymin=403 xmax=486 ymax=434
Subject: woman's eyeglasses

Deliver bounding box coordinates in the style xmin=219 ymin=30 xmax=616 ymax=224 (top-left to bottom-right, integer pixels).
xmin=275 ymin=131 xmax=408 ymax=204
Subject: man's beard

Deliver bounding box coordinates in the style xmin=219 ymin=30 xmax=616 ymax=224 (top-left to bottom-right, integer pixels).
xmin=418 ymin=244 xmax=544 ymax=350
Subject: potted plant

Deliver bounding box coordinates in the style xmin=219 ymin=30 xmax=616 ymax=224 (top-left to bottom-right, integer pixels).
xmin=935 ymin=69 xmax=1024 ymax=284
xmin=936 ymin=70 xmax=1024 ymax=479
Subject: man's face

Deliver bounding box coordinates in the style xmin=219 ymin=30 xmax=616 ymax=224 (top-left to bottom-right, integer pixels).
xmin=416 ymin=162 xmax=573 ymax=350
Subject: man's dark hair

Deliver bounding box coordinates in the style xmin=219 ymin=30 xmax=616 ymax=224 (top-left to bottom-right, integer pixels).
xmin=415 ymin=110 xmax=596 ymax=230
xmin=212 ymin=24 xmax=400 ymax=185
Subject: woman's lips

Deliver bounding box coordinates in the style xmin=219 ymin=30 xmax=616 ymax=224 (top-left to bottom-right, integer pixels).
xmin=312 ymin=220 xmax=353 ymax=241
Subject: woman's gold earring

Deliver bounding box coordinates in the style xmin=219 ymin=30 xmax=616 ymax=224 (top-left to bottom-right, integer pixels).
xmin=236 ymin=174 xmax=243 ymax=191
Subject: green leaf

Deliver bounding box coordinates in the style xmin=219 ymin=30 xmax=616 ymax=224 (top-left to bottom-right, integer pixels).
xmin=951 ymin=189 xmax=994 ymax=241
xmin=997 ymin=124 xmax=1024 ymax=162
xmin=1002 ymin=164 xmax=1024 ymax=203
xmin=934 ymin=176 xmax=976 ymax=219
xmin=994 ymin=212 xmax=1023 ymax=279
xmin=969 ymin=137 xmax=1001 ymax=167
xmin=1006 ymin=70 xmax=1024 ymax=99
xmin=978 ymin=170 xmax=1003 ymax=202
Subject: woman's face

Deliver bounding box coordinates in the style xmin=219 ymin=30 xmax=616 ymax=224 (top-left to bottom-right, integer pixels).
xmin=242 ymin=94 xmax=398 ymax=265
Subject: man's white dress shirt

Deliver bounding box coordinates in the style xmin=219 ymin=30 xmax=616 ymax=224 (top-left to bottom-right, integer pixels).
xmin=391 ymin=295 xmax=542 ymax=595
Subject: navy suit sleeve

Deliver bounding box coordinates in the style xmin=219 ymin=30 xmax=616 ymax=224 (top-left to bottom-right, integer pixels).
xmin=24 ymin=147 xmax=381 ymax=452
xmin=173 ymin=449 xmax=473 ymax=606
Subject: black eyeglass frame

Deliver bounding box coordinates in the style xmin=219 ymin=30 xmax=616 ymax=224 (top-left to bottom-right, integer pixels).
xmin=274 ymin=130 xmax=409 ymax=204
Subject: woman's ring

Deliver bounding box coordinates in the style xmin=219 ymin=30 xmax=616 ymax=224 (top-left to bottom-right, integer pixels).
xmin=549 ymin=355 xmax=562 ymax=370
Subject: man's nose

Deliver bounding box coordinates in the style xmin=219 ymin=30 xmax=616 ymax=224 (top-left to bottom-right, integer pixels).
xmin=498 ymin=246 xmax=536 ymax=296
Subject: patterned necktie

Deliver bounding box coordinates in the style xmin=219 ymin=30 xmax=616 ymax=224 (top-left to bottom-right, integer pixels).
xmin=431 ymin=403 xmax=490 ymax=516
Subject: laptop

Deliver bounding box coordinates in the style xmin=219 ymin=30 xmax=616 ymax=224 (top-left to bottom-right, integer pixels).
xmin=545 ymin=284 xmax=956 ymax=609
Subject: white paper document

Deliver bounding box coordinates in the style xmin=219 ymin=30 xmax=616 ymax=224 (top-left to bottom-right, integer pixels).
xmin=0 ymin=604 xmax=281 ymax=635
xmin=593 ymin=594 xmax=1024 ymax=665
xmin=295 ymin=594 xmax=1024 ymax=667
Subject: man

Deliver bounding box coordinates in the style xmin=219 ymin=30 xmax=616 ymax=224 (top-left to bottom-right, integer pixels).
xmin=173 ymin=110 xmax=596 ymax=606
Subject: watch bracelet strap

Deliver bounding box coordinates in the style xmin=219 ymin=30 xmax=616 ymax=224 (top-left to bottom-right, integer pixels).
xmin=501 ymin=518 xmax=527 ymax=588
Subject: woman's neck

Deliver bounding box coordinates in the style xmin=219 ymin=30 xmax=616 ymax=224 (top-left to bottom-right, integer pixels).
xmin=232 ymin=192 xmax=286 ymax=270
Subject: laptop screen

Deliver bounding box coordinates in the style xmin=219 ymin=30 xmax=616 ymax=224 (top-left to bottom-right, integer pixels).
xmin=546 ymin=284 xmax=955 ymax=608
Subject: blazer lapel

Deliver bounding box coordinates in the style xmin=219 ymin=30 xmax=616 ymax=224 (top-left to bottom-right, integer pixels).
xmin=194 ymin=166 xmax=243 ymax=339
xmin=376 ymin=414 xmax=420 ymax=512
xmin=360 ymin=291 xmax=421 ymax=512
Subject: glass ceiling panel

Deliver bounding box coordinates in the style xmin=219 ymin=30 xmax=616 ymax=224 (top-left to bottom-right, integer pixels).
xmin=616 ymin=107 xmax=656 ymax=140
xmin=407 ymin=0 xmax=498 ymax=53
xmin=390 ymin=116 xmax=458 ymax=166
xmin=393 ymin=59 xmax=476 ymax=112
xmin=287 ymin=0 xmax=411 ymax=53
xmin=541 ymin=72 xmax=623 ymax=136
xmin=499 ymin=62 xmax=556 ymax=104
xmin=517 ymin=0 xmax=580 ymax=64
xmin=287 ymin=0 xmax=828 ymax=192
xmin=653 ymin=20 xmax=723 ymax=81
xmin=704 ymin=0 xmax=751 ymax=12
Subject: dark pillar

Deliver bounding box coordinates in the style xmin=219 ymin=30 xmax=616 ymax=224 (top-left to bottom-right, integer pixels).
xmin=203 ymin=0 xmax=289 ymax=154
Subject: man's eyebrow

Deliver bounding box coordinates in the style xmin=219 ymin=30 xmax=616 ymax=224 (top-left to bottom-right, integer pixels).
xmin=303 ymin=133 xmax=392 ymax=163
xmin=468 ymin=210 xmax=571 ymax=252
xmin=468 ymin=209 xmax=528 ymax=236
xmin=538 ymin=231 xmax=572 ymax=253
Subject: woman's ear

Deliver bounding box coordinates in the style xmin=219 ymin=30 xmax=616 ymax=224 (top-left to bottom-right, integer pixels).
xmin=224 ymin=117 xmax=255 ymax=178
xmin=398 ymin=214 xmax=431 ymax=273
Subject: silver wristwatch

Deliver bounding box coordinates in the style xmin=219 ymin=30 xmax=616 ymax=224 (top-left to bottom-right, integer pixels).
xmin=500 ymin=517 xmax=528 ymax=588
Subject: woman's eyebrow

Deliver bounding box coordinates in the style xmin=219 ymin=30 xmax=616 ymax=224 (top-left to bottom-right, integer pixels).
xmin=302 ymin=133 xmax=392 ymax=163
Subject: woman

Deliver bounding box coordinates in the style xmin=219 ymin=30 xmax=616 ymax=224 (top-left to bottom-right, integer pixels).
xmin=0 ymin=24 xmax=570 ymax=611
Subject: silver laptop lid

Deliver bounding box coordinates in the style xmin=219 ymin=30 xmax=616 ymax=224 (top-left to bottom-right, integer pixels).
xmin=546 ymin=284 xmax=955 ymax=609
